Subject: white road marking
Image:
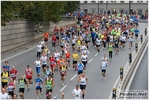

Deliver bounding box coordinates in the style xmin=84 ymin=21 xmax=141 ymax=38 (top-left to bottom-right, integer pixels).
xmin=1 ymin=39 xmax=51 ymax=63
xmin=88 ymin=59 xmax=93 ymax=63
xmin=60 ymin=84 xmax=67 ymax=92
xmin=95 ymin=53 xmax=98 ymax=56
xmin=70 ymin=74 xmax=77 ymax=80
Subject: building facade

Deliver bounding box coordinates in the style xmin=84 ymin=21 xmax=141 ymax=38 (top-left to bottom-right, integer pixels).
xmin=80 ymin=0 xmax=148 ymax=14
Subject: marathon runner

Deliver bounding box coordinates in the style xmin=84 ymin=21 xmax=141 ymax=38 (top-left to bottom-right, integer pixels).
xmin=34 ymin=58 xmax=41 ymax=75
xmin=1 ymin=68 xmax=9 ymax=90
xmin=35 ymin=74 xmax=43 ymax=99
xmin=40 ymin=53 xmax=48 ymax=76
xmin=43 ymin=31 xmax=49 ymax=44
xmin=8 ymin=78 xmax=16 ymax=98
xmin=71 ymin=84 xmax=82 ymax=99
xmin=78 ymin=73 xmax=88 ymax=99
xmin=18 ymin=74 xmax=27 ymax=99
xmin=100 ymin=59 xmax=108 ymax=79
xmin=45 ymin=74 xmax=54 ymax=99
xmin=10 ymin=66 xmax=18 ymax=83
xmin=36 ymin=42 xmax=42 ymax=58
xmin=72 ymin=51 xmax=79 ymax=71
xmin=65 ymin=50 xmax=71 ymax=70
xmin=59 ymin=63 xmax=67 ymax=86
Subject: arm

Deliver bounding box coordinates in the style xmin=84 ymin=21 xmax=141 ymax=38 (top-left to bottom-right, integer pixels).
xmin=61 ymin=92 xmax=64 ymax=99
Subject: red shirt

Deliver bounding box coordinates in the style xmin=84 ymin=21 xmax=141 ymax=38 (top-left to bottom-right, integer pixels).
xmin=65 ymin=53 xmax=70 ymax=60
xmin=52 ymin=36 xmax=56 ymax=42
xmin=60 ymin=28 xmax=64 ymax=32
xmin=26 ymin=68 xmax=33 ymax=79
xmin=54 ymin=28 xmax=59 ymax=32
xmin=10 ymin=69 xmax=18 ymax=78
xmin=49 ymin=57 xmax=56 ymax=66
xmin=8 ymin=82 xmax=15 ymax=91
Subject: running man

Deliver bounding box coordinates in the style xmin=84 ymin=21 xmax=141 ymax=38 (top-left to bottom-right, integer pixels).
xmin=3 ymin=61 xmax=10 ymax=74
xmin=34 ymin=58 xmax=41 ymax=75
xmin=10 ymin=66 xmax=18 ymax=83
xmin=71 ymin=84 xmax=82 ymax=99
xmin=59 ymin=63 xmax=67 ymax=86
xmin=45 ymin=74 xmax=54 ymax=99
xmin=43 ymin=31 xmax=49 ymax=44
xmin=100 ymin=59 xmax=108 ymax=79
xmin=108 ymin=42 xmax=113 ymax=60
xmin=8 ymin=78 xmax=16 ymax=99
xmin=49 ymin=53 xmax=56 ymax=74
xmin=40 ymin=53 xmax=48 ymax=76
xmin=78 ymin=73 xmax=88 ymax=99
xmin=1 ymin=68 xmax=10 ymax=90
xmin=81 ymin=52 xmax=88 ymax=73
xmin=77 ymin=60 xmax=84 ymax=77
xmin=36 ymin=42 xmax=42 ymax=58
xmin=65 ymin=50 xmax=71 ymax=70
xmin=35 ymin=74 xmax=43 ymax=99
xmin=18 ymin=74 xmax=27 ymax=99
xmin=25 ymin=65 xmax=34 ymax=92
xmin=72 ymin=51 xmax=79 ymax=71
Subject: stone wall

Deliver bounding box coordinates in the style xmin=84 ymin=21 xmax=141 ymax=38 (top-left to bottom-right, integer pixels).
xmin=1 ymin=20 xmax=76 ymax=52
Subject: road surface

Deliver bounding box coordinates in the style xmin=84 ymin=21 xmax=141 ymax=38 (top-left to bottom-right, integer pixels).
xmin=1 ymin=22 xmax=147 ymax=99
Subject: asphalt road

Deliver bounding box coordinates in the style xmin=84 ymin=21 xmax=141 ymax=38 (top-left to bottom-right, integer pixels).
xmin=129 ymin=48 xmax=148 ymax=91
xmin=1 ymin=22 xmax=147 ymax=99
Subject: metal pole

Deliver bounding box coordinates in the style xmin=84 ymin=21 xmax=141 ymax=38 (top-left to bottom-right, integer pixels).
xmin=129 ymin=1 xmax=131 ymax=14
xmin=98 ymin=1 xmax=99 ymax=14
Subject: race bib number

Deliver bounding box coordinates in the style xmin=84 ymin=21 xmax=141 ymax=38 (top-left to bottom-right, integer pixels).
xmin=76 ymin=95 xmax=79 ymax=97
xmin=11 ymin=73 xmax=15 ymax=77
xmin=20 ymin=83 xmax=24 ymax=87
xmin=43 ymin=61 xmax=46 ymax=64
xmin=47 ymin=85 xmax=50 ymax=88
xmin=37 ymin=64 xmax=40 ymax=67
xmin=51 ymin=61 xmax=55 ymax=65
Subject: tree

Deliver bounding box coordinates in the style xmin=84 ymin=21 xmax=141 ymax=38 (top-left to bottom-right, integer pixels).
xmin=64 ymin=1 xmax=80 ymax=13
xmin=1 ymin=1 xmax=80 ymax=27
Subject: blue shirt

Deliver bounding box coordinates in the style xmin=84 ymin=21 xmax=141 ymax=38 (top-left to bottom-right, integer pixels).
xmin=3 ymin=65 xmax=10 ymax=71
xmin=134 ymin=29 xmax=139 ymax=34
xmin=77 ymin=63 xmax=84 ymax=71
xmin=91 ymin=32 xmax=96 ymax=39
xmin=45 ymin=69 xmax=51 ymax=78
xmin=35 ymin=78 xmax=43 ymax=87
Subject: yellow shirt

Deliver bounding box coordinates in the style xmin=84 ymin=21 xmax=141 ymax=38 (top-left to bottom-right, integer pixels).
xmin=101 ymin=35 xmax=104 ymax=39
xmin=77 ymin=40 xmax=81 ymax=46
xmin=72 ymin=54 xmax=79 ymax=61
xmin=44 ymin=48 xmax=48 ymax=52
xmin=62 ymin=66 xmax=67 ymax=71
xmin=2 ymin=72 xmax=9 ymax=82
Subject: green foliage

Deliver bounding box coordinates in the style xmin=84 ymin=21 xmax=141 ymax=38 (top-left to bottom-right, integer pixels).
xmin=1 ymin=1 xmax=79 ymax=26
xmin=64 ymin=1 xmax=80 ymax=13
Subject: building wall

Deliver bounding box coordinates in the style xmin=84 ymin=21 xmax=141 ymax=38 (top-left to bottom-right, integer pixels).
xmin=80 ymin=2 xmax=148 ymax=14
xmin=1 ymin=20 xmax=76 ymax=52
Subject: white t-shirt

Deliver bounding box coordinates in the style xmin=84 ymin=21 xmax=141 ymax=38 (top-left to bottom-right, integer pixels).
xmin=54 ymin=52 xmax=60 ymax=60
xmin=37 ymin=45 xmax=42 ymax=52
xmin=72 ymin=89 xmax=82 ymax=99
xmin=72 ymin=39 xmax=76 ymax=44
xmin=96 ymin=39 xmax=101 ymax=45
xmin=81 ymin=45 xmax=87 ymax=51
xmin=34 ymin=60 xmax=41 ymax=67
xmin=40 ymin=56 xmax=47 ymax=65
xmin=41 ymin=41 xmax=44 ymax=45
xmin=1 ymin=92 xmax=9 ymax=99
xmin=81 ymin=55 xmax=88 ymax=62
xmin=101 ymin=61 xmax=107 ymax=70
xmin=122 ymin=36 xmax=126 ymax=41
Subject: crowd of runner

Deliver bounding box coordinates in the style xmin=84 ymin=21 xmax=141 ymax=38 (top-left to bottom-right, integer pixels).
xmin=1 ymin=12 xmax=142 ymax=99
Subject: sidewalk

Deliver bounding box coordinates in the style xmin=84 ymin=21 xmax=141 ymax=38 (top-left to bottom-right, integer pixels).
xmin=1 ymin=36 xmax=47 ymax=61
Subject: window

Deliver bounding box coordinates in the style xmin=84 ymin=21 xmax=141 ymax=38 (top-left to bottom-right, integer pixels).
xmin=147 ymin=1 xmax=148 ymax=3
xmin=120 ymin=1 xmax=124 ymax=3
xmin=137 ymin=0 xmax=143 ymax=2
xmin=84 ymin=9 xmax=88 ymax=14
xmin=84 ymin=1 xmax=87 ymax=3
xmin=120 ymin=10 xmax=124 ymax=14
xmin=92 ymin=10 xmax=95 ymax=13
xmin=100 ymin=10 xmax=103 ymax=14
xmin=100 ymin=1 xmax=103 ymax=3
xmin=91 ymin=1 xmax=96 ymax=3
xmin=111 ymin=1 xmax=116 ymax=3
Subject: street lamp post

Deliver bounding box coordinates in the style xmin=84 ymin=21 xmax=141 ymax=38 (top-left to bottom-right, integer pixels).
xmin=129 ymin=1 xmax=131 ymax=14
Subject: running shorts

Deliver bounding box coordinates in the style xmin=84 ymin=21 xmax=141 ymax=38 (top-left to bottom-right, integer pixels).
xmin=19 ymin=88 xmax=25 ymax=93
xmin=78 ymin=70 xmax=83 ymax=75
xmin=8 ymin=91 xmax=14 ymax=97
xmin=102 ymin=69 xmax=106 ymax=73
xmin=73 ymin=60 xmax=77 ymax=64
xmin=80 ymin=85 xmax=86 ymax=90
xmin=2 ymin=82 xmax=7 ymax=88
xmin=42 ymin=64 xmax=47 ymax=69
